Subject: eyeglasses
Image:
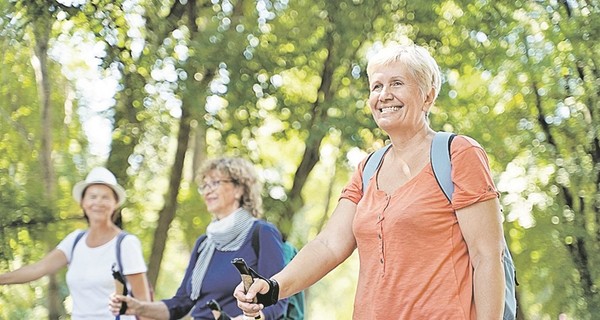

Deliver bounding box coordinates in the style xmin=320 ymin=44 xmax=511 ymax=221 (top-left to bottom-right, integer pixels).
xmin=198 ymin=179 xmax=234 ymax=194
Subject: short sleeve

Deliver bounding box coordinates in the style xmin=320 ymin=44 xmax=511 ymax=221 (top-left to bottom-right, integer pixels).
xmin=119 ymin=235 xmax=148 ymax=275
xmin=339 ymin=158 xmax=368 ymax=204
xmin=56 ymin=229 xmax=85 ymax=263
xmin=450 ymin=136 xmax=500 ymax=210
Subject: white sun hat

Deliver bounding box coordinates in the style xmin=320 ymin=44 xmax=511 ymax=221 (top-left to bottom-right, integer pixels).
xmin=72 ymin=167 xmax=126 ymax=207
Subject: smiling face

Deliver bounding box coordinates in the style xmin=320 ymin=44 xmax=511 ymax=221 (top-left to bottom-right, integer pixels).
xmin=200 ymin=170 xmax=244 ymax=219
xmin=81 ymin=184 xmax=119 ymax=224
xmin=368 ymin=60 xmax=434 ymax=134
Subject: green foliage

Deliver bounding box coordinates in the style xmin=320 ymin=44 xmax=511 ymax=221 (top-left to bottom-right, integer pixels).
xmin=2 ymin=0 xmax=600 ymax=318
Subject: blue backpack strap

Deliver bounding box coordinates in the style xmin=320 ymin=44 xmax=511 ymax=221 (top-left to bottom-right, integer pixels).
xmin=431 ymin=132 xmax=456 ymax=202
xmin=251 ymin=221 xmax=261 ymax=259
xmin=502 ymin=238 xmax=518 ymax=319
xmin=115 ymin=231 xmax=129 ymax=274
xmin=362 ymin=144 xmax=392 ymax=192
xmin=70 ymin=230 xmax=87 ymax=262
xmin=430 ymin=132 xmax=518 ymax=319
xmin=114 ymin=230 xmax=131 ymax=317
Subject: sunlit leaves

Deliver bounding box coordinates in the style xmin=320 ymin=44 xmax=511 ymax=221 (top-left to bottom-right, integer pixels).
xmin=2 ymin=0 xmax=600 ymax=318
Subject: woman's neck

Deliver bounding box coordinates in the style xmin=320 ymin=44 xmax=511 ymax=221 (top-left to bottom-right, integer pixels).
xmin=85 ymin=222 xmax=120 ymax=247
xmin=89 ymin=220 xmax=117 ymax=230
xmin=214 ymin=206 xmax=243 ymax=220
xmin=388 ymin=123 xmax=434 ymax=151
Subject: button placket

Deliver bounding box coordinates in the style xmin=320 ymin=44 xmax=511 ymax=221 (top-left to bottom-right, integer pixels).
xmin=377 ymin=195 xmax=391 ymax=274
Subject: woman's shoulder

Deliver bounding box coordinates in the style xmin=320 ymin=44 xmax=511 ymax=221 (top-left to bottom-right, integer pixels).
xmin=119 ymin=231 xmax=141 ymax=243
xmin=452 ymin=134 xmax=483 ymax=148
xmin=252 ymin=219 xmax=283 ymax=240
xmin=253 ymin=219 xmax=279 ymax=232
xmin=449 ymin=134 xmax=488 ymax=156
xmin=61 ymin=229 xmax=88 ymax=245
xmin=56 ymin=229 xmax=89 ymax=260
xmin=118 ymin=231 xmax=144 ymax=252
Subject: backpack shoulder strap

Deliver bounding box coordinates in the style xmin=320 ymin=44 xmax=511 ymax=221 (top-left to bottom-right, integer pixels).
xmin=362 ymin=144 xmax=392 ymax=192
xmin=431 ymin=132 xmax=456 ymax=202
xmin=115 ymin=231 xmax=129 ymax=273
xmin=251 ymin=221 xmax=261 ymax=259
xmin=70 ymin=230 xmax=87 ymax=261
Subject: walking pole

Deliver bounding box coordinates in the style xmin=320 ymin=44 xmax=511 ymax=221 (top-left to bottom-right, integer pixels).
xmin=206 ymin=299 xmax=231 ymax=320
xmin=232 ymin=258 xmax=262 ymax=320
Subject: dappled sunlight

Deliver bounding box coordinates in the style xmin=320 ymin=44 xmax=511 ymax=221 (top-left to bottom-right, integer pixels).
xmin=2 ymin=0 xmax=600 ymax=318
xmin=498 ymin=158 xmax=556 ymax=229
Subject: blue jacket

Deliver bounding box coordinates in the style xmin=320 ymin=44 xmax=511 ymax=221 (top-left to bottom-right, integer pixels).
xmin=162 ymin=220 xmax=289 ymax=319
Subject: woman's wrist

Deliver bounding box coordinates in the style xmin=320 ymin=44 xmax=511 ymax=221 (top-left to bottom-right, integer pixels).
xmin=256 ymin=278 xmax=279 ymax=307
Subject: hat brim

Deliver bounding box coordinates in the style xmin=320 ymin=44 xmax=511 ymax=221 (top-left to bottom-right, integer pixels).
xmin=72 ymin=181 xmax=126 ymax=207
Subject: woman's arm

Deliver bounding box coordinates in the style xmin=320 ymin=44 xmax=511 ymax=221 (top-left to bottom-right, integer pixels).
xmin=277 ymin=198 xmax=357 ymax=297
xmin=126 ymin=272 xmax=153 ymax=320
xmin=0 ymin=249 xmax=68 ymax=285
xmin=456 ymin=197 xmax=505 ymax=320
xmin=109 ymin=295 xmax=171 ymax=320
xmin=235 ymin=198 xmax=357 ymax=313
xmin=111 ymin=251 xmax=199 ymax=320
xmin=127 ymin=272 xmax=151 ymax=301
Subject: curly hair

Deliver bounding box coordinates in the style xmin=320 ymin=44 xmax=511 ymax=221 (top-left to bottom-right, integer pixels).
xmin=196 ymin=157 xmax=263 ymax=217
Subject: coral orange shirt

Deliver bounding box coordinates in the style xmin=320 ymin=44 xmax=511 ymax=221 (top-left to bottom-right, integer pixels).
xmin=340 ymin=135 xmax=499 ymax=320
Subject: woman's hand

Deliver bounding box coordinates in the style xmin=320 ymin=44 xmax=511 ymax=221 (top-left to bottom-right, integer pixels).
xmin=109 ymin=293 xmax=139 ymax=316
xmin=109 ymin=294 xmax=170 ymax=320
xmin=233 ymin=279 xmax=268 ymax=317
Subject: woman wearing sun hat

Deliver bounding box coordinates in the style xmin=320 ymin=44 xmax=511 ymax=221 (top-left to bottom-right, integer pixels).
xmin=0 ymin=167 xmax=152 ymax=320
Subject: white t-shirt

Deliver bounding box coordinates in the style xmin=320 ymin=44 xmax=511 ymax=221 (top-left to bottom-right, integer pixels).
xmin=57 ymin=229 xmax=148 ymax=320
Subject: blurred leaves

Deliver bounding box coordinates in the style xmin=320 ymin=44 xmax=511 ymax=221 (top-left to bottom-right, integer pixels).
xmin=1 ymin=0 xmax=600 ymax=319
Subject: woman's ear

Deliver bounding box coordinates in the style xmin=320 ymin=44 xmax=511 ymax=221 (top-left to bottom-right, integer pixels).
xmin=423 ymin=87 xmax=436 ymax=111
xmin=235 ymin=186 xmax=244 ymax=202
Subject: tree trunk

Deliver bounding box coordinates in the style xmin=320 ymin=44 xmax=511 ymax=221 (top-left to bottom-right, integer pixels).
xmin=147 ymin=0 xmax=211 ymax=283
xmin=106 ymin=71 xmax=145 ymax=183
xmin=32 ymin=19 xmax=54 ymax=202
xmin=147 ymin=61 xmax=216 ymax=285
xmin=31 ymin=13 xmax=63 ymax=320
xmin=147 ymin=87 xmax=193 ymax=286
xmin=283 ymin=29 xmax=337 ymax=236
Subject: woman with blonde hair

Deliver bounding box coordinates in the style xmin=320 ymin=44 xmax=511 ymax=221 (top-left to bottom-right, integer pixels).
xmin=235 ymin=44 xmax=507 ymax=319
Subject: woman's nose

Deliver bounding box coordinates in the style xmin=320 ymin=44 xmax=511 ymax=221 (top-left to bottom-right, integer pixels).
xmin=378 ymin=86 xmax=393 ymax=101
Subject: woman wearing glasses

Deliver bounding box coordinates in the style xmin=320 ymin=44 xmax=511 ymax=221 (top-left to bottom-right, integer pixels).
xmin=110 ymin=157 xmax=289 ymax=319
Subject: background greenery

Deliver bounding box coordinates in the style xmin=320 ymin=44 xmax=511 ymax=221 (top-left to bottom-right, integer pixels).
xmin=1 ymin=0 xmax=599 ymax=319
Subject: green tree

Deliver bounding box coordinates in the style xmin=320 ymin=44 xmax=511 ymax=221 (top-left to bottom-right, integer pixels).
xmin=2 ymin=0 xmax=600 ymax=318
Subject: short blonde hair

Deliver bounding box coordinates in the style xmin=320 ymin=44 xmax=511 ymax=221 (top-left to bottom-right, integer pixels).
xmin=367 ymin=44 xmax=442 ymax=103
xmin=197 ymin=157 xmax=263 ymax=217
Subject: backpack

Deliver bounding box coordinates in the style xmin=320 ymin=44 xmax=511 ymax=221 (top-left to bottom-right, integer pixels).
xmin=361 ymin=131 xmax=518 ymax=320
xmin=250 ymin=225 xmax=305 ymax=320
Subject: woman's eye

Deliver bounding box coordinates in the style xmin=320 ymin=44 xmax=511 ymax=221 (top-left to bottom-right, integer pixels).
xmin=392 ymin=81 xmax=403 ymax=86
